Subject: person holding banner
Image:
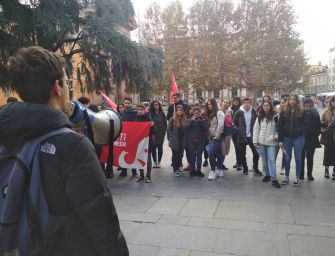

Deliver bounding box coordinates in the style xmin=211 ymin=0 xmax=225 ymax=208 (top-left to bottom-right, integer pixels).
xmin=119 ymin=97 xmax=138 ymax=177
xmin=135 ymin=103 xmax=156 ymax=183
xmin=167 ymin=105 xmax=187 ymax=177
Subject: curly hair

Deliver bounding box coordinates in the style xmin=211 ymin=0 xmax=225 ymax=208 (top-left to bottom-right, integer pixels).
xmin=173 ymin=105 xmax=186 ymax=128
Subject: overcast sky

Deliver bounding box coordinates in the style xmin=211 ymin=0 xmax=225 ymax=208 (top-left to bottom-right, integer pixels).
xmin=131 ymin=0 xmax=335 ymax=65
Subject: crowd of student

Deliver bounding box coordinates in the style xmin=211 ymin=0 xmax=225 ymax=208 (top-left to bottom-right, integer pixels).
xmin=110 ymin=92 xmax=335 ymax=188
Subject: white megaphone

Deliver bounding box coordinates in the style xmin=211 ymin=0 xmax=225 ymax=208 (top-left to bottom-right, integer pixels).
xmin=65 ymin=101 xmax=122 ymax=145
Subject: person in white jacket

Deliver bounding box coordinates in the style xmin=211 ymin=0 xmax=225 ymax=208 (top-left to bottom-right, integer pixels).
xmin=253 ymin=101 xmax=281 ymax=188
xmin=203 ymin=98 xmax=225 ymax=180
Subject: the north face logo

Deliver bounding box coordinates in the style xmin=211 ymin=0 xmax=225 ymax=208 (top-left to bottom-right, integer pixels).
xmin=40 ymin=142 xmax=56 ymax=155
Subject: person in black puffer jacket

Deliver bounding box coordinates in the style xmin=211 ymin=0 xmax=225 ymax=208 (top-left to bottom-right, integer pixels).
xmin=300 ymin=98 xmax=321 ymax=180
xmin=186 ymin=106 xmax=208 ymax=177
xmin=278 ymin=94 xmax=306 ymax=186
xmin=0 ymin=46 xmax=128 ymax=256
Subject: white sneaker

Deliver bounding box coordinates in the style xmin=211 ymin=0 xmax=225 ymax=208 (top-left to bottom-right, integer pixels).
xmin=208 ymin=170 xmax=217 ymax=180
xmin=157 ymin=162 xmax=161 ymax=168
xmin=280 ymin=168 xmax=285 ymax=175
xmin=153 ymin=162 xmax=157 ymax=168
xmin=217 ymin=169 xmax=224 ymax=178
xmin=174 ymin=170 xmax=181 ymax=177
xmin=179 ymin=168 xmax=184 ymax=175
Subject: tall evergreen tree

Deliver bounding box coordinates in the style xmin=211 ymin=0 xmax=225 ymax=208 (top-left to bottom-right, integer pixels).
xmin=0 ymin=0 xmax=164 ymax=99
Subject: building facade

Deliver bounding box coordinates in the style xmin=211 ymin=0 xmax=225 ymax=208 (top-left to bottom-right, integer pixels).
xmin=305 ymin=64 xmax=329 ymax=94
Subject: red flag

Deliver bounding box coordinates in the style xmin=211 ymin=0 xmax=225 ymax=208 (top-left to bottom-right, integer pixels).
xmin=100 ymin=91 xmax=117 ymax=110
xmin=170 ymin=73 xmax=179 ymax=104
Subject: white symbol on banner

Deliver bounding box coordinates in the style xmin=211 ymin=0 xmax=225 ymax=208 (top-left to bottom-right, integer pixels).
xmin=118 ymin=136 xmax=149 ymax=168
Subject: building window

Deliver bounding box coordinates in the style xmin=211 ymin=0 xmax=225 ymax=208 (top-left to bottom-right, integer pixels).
xmin=232 ymin=87 xmax=238 ymax=97
xmin=196 ymin=88 xmax=202 ymax=99
xmin=213 ymin=89 xmax=220 ymax=98
xmin=256 ymin=89 xmax=263 ymax=98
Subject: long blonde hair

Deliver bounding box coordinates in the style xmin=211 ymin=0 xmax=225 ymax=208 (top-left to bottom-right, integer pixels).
xmin=173 ymin=105 xmax=186 ymax=128
xmin=284 ymin=94 xmax=303 ymax=118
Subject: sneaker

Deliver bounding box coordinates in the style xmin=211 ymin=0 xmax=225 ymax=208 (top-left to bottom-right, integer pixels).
xmin=237 ymin=165 xmax=243 ymax=171
xmin=132 ymin=172 xmax=139 ymax=178
xmin=179 ymin=169 xmax=184 ymax=176
xmin=280 ymin=168 xmax=285 ymax=175
xmin=262 ymin=175 xmax=271 ymax=182
xmin=153 ymin=162 xmax=157 ymax=168
xmin=293 ymin=179 xmax=301 ymax=186
xmin=243 ymin=169 xmax=249 ymax=175
xmin=307 ymin=174 xmax=314 ymax=181
xmin=332 ymin=171 xmax=335 ymax=177
xmin=253 ymin=169 xmax=263 ymax=176
xmin=196 ymin=169 xmax=205 ymax=177
xmin=233 ymin=163 xmax=239 ymax=168
xmin=145 ymin=177 xmax=151 ymax=183
xmin=208 ymin=170 xmax=217 ymax=180
xmin=174 ymin=170 xmax=181 ymax=177
xmin=281 ymin=176 xmax=289 ymax=185
xmin=203 ymin=160 xmax=208 ymax=167
xmin=272 ymin=180 xmax=281 ymax=188
xmin=190 ymin=170 xmax=196 ymax=177
xmin=325 ymin=169 xmax=330 ymax=179
xmin=222 ymin=165 xmax=228 ymax=171
xmin=137 ymin=176 xmax=145 ymax=183
xmin=157 ymin=162 xmax=161 ymax=168
xmin=217 ymin=169 xmax=224 ymax=178
xmin=120 ymin=169 xmax=127 ymax=177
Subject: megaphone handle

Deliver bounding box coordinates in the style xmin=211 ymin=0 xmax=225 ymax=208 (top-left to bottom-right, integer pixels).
xmin=106 ymin=119 xmax=114 ymax=177
xmin=83 ymin=109 xmax=95 ymax=145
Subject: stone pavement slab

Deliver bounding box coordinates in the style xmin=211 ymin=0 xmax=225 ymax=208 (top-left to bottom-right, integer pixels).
xmin=288 ymin=235 xmax=335 ymax=256
xmin=111 ymin=139 xmax=335 ymax=255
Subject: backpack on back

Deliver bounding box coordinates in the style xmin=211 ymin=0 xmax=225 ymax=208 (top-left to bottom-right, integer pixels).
xmin=0 ymin=128 xmax=72 ymax=256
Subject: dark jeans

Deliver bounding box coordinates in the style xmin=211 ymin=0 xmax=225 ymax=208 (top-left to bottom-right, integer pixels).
xmin=152 ymin=144 xmax=163 ymax=163
xmin=172 ymin=148 xmax=184 ymax=171
xmin=232 ymin=132 xmax=242 ymax=165
xmin=140 ymin=152 xmax=152 ymax=178
xmin=207 ymin=139 xmax=224 ymax=171
xmin=301 ymin=145 xmax=316 ymax=176
xmin=185 ymin=147 xmax=191 ymax=164
xmin=203 ymin=139 xmax=209 ymax=160
xmin=188 ymin=142 xmax=204 ymax=170
xmin=239 ymin=137 xmax=259 ymax=171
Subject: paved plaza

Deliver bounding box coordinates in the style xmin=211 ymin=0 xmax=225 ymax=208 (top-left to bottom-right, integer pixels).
xmin=109 ymin=140 xmax=335 ymax=256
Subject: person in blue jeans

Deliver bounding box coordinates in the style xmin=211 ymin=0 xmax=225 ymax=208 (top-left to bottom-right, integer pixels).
xmin=278 ymin=94 xmax=306 ymax=186
xmin=186 ymin=106 xmax=208 ymax=177
xmin=253 ymin=101 xmax=281 ymax=188
xmin=204 ymin=99 xmax=225 ymax=180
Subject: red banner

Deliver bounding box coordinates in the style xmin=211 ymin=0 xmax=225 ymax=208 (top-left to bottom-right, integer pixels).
xmin=100 ymin=122 xmax=151 ymax=169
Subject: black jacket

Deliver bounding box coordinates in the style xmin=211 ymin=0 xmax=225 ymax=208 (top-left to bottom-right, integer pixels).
xmin=0 ymin=102 xmax=128 ymax=256
xmin=304 ymin=109 xmax=321 ymax=149
xmin=278 ymin=110 xmax=306 ymax=142
xmin=233 ymin=107 xmax=257 ymax=143
xmin=167 ymin=100 xmax=188 ymax=120
xmin=136 ymin=112 xmax=157 ymax=152
xmin=119 ymin=107 xmax=137 ymax=121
